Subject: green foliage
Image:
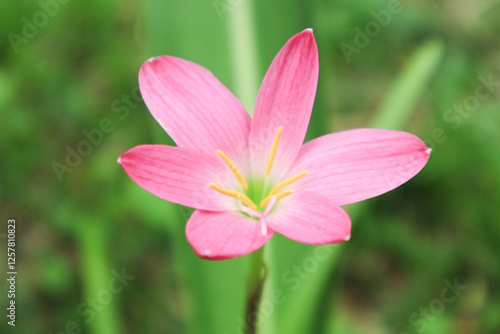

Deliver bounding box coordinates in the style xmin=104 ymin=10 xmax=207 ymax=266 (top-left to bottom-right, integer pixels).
xmin=1 ymin=0 xmax=499 ymax=333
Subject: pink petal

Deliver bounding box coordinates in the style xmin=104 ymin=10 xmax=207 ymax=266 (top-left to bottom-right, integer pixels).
xmin=119 ymin=144 xmax=239 ymax=211
xmin=186 ymin=210 xmax=274 ymax=260
xmin=249 ymin=29 xmax=319 ymax=179
xmin=139 ymin=56 xmax=251 ymax=168
xmin=291 ymin=128 xmax=431 ymax=206
xmin=265 ymin=191 xmax=351 ymax=245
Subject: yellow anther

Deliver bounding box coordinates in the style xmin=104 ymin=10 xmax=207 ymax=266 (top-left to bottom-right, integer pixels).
xmin=265 ymin=127 xmax=282 ymax=178
xmin=260 ymin=190 xmax=293 ymax=208
xmin=217 ymin=150 xmax=248 ymax=190
xmin=268 ymin=171 xmax=308 ymax=198
xmin=209 ymin=183 xmax=257 ymax=211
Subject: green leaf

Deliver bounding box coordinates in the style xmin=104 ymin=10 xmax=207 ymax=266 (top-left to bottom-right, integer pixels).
xmin=77 ymin=217 xmax=120 ymax=334
xmin=371 ymin=40 xmax=444 ymax=129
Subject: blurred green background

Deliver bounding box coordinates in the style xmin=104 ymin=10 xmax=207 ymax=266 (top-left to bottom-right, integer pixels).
xmin=1 ymin=0 xmax=500 ymax=333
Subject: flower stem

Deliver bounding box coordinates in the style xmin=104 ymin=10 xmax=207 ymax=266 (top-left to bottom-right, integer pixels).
xmin=245 ymin=246 xmax=266 ymax=334
xmin=227 ymin=0 xmax=259 ymax=114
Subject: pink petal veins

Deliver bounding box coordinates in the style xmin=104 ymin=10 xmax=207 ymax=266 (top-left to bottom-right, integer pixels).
xmin=139 ymin=55 xmax=251 ymax=170
xmin=249 ymin=29 xmax=319 ymax=180
xmin=265 ymin=191 xmax=351 ymax=245
xmin=290 ymin=128 xmax=431 ymax=206
xmin=186 ymin=210 xmax=274 ymax=260
xmin=119 ymin=144 xmax=237 ymax=211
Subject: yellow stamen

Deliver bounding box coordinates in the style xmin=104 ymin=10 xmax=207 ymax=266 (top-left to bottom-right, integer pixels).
xmin=209 ymin=183 xmax=257 ymax=211
xmin=265 ymin=127 xmax=282 ymax=178
xmin=260 ymin=190 xmax=293 ymax=208
xmin=217 ymin=150 xmax=248 ymax=190
xmin=268 ymin=171 xmax=308 ymax=198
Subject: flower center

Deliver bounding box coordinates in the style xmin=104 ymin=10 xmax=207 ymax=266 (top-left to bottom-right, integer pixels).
xmin=209 ymin=127 xmax=308 ymax=215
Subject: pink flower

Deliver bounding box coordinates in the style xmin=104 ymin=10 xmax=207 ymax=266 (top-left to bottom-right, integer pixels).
xmin=119 ymin=29 xmax=431 ymax=260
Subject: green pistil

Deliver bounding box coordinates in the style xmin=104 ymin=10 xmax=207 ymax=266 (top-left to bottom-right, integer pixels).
xmin=244 ymin=178 xmax=273 ymax=213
